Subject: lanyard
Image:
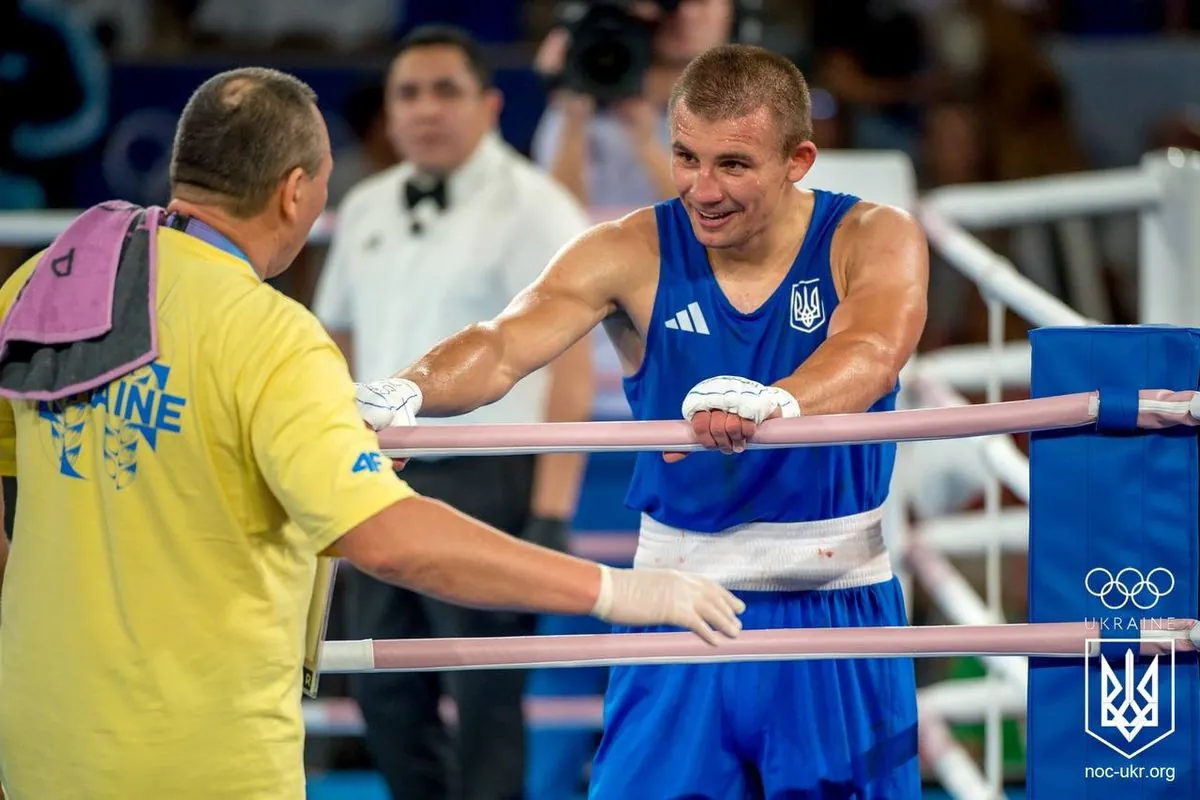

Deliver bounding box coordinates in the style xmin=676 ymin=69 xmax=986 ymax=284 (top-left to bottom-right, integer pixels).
xmin=166 ymin=213 xmax=256 ymax=275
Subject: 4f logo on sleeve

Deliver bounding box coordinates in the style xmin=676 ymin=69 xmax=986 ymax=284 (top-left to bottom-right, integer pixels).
xmin=789 ymin=279 xmax=825 ymax=333
xmin=352 ymin=451 xmax=385 ymax=474
xmin=1085 ymin=639 xmax=1175 ymax=759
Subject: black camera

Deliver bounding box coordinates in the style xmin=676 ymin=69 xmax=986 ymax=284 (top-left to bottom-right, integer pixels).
xmin=556 ymin=0 xmax=681 ymax=105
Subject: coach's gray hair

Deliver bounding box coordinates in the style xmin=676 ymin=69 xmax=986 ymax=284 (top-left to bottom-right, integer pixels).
xmin=170 ymin=67 xmax=324 ymax=218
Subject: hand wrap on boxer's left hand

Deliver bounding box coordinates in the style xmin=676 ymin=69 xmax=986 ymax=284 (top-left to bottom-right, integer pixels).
xmin=681 ymin=375 xmax=801 ymax=424
xmin=669 ymin=375 xmax=800 ymax=458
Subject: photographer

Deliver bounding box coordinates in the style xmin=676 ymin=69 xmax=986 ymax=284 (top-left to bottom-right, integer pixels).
xmin=531 ymin=0 xmax=734 ymax=208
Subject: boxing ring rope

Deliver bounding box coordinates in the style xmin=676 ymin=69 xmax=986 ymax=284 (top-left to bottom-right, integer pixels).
xmin=372 ymin=389 xmax=1159 ymax=458
xmin=348 ymin=400 xmax=1197 ymax=637
xmin=902 ymin=376 xmax=1032 ymax=504
xmin=3 ymin=150 xmax=1199 ymax=799
xmin=342 ymin=389 xmax=1200 ymax=799
xmin=321 ymin=619 xmax=1200 ymax=674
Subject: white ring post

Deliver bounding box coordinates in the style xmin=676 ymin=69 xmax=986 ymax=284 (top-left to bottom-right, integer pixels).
xmin=984 ymin=295 xmax=1005 ymax=795
xmin=1139 ymin=148 xmax=1200 ymax=325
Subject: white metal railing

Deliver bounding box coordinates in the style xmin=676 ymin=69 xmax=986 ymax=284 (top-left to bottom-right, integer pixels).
xmin=922 ymin=165 xmax=1160 ymax=228
xmin=907 ymin=342 xmax=1031 ymax=392
xmin=914 ymin=509 xmax=1028 ymax=556
xmin=916 ymin=206 xmax=1094 ymax=328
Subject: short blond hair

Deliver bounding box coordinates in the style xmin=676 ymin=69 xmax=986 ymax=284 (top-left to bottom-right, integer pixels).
xmin=669 ymin=44 xmax=814 ymax=159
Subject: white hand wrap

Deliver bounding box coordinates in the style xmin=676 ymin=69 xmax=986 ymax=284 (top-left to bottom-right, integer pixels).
xmin=681 ymin=375 xmax=801 ymax=424
xmin=354 ymin=378 xmax=423 ymax=431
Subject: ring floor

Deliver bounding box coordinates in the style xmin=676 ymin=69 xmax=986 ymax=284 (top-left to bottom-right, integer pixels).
xmin=305 ymin=773 xmax=1029 ymax=799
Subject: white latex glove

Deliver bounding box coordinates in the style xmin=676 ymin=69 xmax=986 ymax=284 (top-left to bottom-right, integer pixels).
xmin=590 ymin=564 xmax=746 ymax=645
xmin=354 ymin=378 xmax=423 ymax=431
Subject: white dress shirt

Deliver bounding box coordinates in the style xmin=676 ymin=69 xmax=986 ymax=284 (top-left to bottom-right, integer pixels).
xmin=313 ymin=130 xmax=593 ymax=427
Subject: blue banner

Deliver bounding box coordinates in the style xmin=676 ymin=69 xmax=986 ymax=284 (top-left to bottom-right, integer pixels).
xmin=1028 ymin=325 xmax=1200 ymax=795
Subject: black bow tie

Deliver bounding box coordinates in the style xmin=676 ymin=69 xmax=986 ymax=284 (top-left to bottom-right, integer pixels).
xmin=404 ymin=177 xmax=448 ymax=213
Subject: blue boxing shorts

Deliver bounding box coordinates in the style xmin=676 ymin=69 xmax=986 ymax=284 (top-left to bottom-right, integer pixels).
xmin=587 ymin=578 xmax=920 ymax=799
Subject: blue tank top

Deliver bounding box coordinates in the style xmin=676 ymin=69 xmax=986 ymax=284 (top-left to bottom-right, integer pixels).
xmin=622 ymin=191 xmax=897 ymax=532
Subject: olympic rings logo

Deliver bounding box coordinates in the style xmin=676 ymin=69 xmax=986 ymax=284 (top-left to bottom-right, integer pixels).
xmin=1084 ymin=567 xmax=1175 ymax=610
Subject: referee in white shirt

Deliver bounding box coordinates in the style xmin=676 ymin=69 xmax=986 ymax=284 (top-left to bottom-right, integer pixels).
xmin=312 ymin=26 xmax=594 ymax=800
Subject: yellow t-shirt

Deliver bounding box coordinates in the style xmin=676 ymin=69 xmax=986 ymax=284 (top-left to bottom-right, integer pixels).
xmin=0 ymin=227 xmax=414 ymax=798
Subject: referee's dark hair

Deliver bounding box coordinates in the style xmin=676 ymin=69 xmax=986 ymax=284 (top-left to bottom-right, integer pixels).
xmin=394 ymin=24 xmax=494 ymax=90
xmin=170 ymin=67 xmax=326 ymax=218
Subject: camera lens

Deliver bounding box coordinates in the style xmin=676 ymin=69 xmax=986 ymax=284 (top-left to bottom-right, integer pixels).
xmin=559 ymin=1 xmax=655 ymax=103
xmin=578 ymin=38 xmax=633 ymax=88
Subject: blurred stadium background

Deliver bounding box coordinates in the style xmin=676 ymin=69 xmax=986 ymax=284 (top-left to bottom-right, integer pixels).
xmin=2 ymin=1 xmax=1199 ymax=798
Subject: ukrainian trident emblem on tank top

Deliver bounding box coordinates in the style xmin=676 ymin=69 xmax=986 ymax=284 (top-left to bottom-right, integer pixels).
xmin=38 ymin=361 xmax=187 ymax=489
xmin=789 ymin=278 xmax=826 ymax=334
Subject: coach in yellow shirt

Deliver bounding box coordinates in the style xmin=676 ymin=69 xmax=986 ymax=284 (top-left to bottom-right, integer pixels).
xmin=0 ymin=67 xmax=743 ymax=799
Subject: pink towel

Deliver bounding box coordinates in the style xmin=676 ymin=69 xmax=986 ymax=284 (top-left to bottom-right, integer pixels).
xmin=0 ymin=201 xmax=143 ymax=344
xmin=0 ymin=201 xmax=161 ymax=401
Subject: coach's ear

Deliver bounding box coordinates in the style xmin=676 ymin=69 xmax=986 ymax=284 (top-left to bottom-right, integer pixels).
xmin=279 ymin=166 xmax=307 ymax=223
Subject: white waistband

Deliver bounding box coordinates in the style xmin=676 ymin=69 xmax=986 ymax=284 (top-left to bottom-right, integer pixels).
xmin=633 ymin=507 xmax=892 ymax=591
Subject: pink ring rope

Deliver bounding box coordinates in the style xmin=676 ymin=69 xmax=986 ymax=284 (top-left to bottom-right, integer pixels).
xmin=320 ymin=618 xmax=1200 ymax=674
xmin=333 ymin=390 xmax=1200 ymax=675
xmin=377 ymin=389 xmax=1198 ymax=457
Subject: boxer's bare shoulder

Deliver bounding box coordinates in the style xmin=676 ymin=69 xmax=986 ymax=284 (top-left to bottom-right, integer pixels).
xmin=580 ymin=205 xmax=661 ymax=307
xmin=827 ymin=201 xmax=928 ymax=301
xmin=818 ymin=199 xmax=928 ymax=358
xmin=592 ymin=207 xmax=662 ymax=374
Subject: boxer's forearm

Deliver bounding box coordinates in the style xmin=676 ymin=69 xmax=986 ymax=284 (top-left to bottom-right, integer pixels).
xmin=394 ymin=323 xmax=515 ymax=417
xmin=772 ymin=332 xmax=904 ymax=416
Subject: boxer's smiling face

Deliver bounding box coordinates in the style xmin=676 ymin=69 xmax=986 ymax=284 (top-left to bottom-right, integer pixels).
xmin=670 ymin=101 xmax=815 ymax=251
